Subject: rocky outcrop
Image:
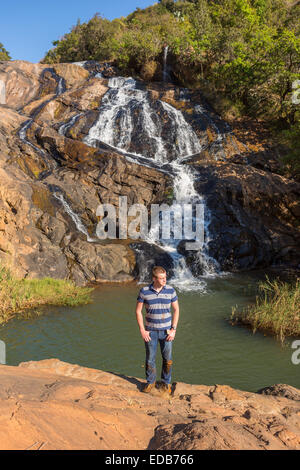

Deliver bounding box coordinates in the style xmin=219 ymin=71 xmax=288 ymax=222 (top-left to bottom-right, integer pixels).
xmin=0 ymin=359 xmax=299 ymax=450
xmin=0 ymin=59 xmax=299 ymax=285
xmin=182 ymin=162 xmax=300 ymax=274
xmin=0 ymin=62 xmax=173 ymax=284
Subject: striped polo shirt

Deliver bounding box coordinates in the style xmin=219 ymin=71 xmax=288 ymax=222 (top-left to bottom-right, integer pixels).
xmin=137 ymin=283 xmax=178 ymax=331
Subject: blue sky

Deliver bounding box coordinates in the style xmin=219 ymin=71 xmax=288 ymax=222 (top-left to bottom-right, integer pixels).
xmin=0 ymin=1 xmax=155 ymax=63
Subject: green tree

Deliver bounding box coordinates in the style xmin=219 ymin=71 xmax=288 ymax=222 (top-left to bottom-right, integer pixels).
xmin=41 ymin=0 xmax=300 ymax=130
xmin=0 ymin=43 xmax=11 ymax=60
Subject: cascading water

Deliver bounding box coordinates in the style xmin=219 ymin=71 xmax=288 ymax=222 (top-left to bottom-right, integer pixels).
xmin=53 ymin=192 xmax=96 ymax=243
xmin=0 ymin=80 xmax=5 ymax=105
xmin=84 ymin=77 xmax=201 ymax=163
xmin=163 ymin=45 xmax=169 ymax=83
xmin=56 ymin=77 xmax=66 ymax=96
xmin=81 ymin=76 xmax=224 ymax=290
xmin=18 ymin=119 xmax=57 ymax=172
xmin=17 ymin=71 xmax=66 ymax=172
xmin=144 ymin=160 xmax=221 ymax=291
xmin=59 ymin=113 xmax=83 ymax=136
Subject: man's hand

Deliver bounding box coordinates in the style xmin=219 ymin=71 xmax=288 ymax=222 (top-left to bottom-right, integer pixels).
xmin=166 ymin=330 xmax=176 ymax=341
xmin=141 ymin=329 xmax=151 ymax=342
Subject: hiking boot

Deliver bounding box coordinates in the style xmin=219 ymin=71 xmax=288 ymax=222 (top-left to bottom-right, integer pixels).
xmin=141 ymin=382 xmax=156 ymax=393
xmin=159 ymin=383 xmax=172 ymax=395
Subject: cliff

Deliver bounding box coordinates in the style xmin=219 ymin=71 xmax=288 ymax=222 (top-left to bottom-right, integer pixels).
xmin=0 ymin=60 xmax=299 ymax=284
xmin=0 ymin=358 xmax=299 ymax=450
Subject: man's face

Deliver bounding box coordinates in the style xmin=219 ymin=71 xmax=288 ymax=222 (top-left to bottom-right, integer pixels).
xmin=153 ymin=273 xmax=167 ymax=288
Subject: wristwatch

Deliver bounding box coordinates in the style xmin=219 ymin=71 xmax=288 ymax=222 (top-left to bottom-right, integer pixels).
xmin=170 ymin=326 xmax=176 ymax=331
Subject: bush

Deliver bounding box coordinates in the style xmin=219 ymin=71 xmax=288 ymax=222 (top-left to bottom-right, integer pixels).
xmin=231 ymin=276 xmax=300 ymax=343
xmin=0 ymin=42 xmax=11 ymax=60
xmin=41 ymin=1 xmax=300 ymax=134
xmin=0 ymin=265 xmax=94 ymax=324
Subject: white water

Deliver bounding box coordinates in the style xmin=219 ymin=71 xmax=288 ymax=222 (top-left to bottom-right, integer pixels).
xmin=53 ymin=192 xmax=97 ymax=242
xmin=144 ymin=160 xmax=222 ymax=290
xmin=83 ymin=77 xmax=202 ymax=163
xmin=56 ymin=77 xmax=65 ymax=96
xmin=81 ymin=77 xmax=225 ymax=289
xmin=163 ymin=45 xmax=169 ymax=82
xmin=18 ymin=119 xmax=57 ymax=171
xmin=84 ymin=77 xmax=169 ymax=162
xmin=72 ymin=62 xmax=87 ymax=67
xmin=0 ymin=80 xmax=5 ymax=105
xmin=194 ymin=104 xmax=233 ymax=160
xmin=59 ymin=113 xmax=83 ymax=136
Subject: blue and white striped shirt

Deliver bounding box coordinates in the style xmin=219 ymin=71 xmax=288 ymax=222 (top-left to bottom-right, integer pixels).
xmin=137 ymin=283 xmax=178 ymax=330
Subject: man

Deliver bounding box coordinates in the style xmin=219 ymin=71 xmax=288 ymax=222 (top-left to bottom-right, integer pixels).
xmin=136 ymin=266 xmax=179 ymax=395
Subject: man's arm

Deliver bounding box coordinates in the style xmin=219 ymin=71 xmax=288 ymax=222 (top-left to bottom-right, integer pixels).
xmin=166 ymin=300 xmax=179 ymax=341
xmin=136 ymin=301 xmax=151 ymax=342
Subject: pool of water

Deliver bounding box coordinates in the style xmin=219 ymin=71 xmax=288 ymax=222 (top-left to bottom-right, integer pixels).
xmin=0 ymin=269 xmax=299 ymax=392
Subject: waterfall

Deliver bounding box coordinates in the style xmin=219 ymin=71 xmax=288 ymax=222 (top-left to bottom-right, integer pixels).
xmin=194 ymin=104 xmax=232 ymax=160
xmin=56 ymin=77 xmax=65 ymax=96
xmin=83 ymin=77 xmax=201 ymax=163
xmin=144 ymin=160 xmax=221 ymax=290
xmin=53 ymin=192 xmax=97 ymax=242
xmin=58 ymin=113 xmax=83 ymax=136
xmin=18 ymin=119 xmax=57 ymax=171
xmin=19 ymin=119 xmax=33 ymax=141
xmin=0 ymin=80 xmax=5 ymax=105
xmin=72 ymin=61 xmax=87 ymax=67
xmin=163 ymin=46 xmax=169 ymax=83
xmin=81 ymin=76 xmax=225 ymax=289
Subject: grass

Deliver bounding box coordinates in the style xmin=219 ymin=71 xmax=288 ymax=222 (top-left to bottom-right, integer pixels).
xmin=0 ymin=265 xmax=94 ymax=324
xmin=230 ymin=276 xmax=300 ymax=343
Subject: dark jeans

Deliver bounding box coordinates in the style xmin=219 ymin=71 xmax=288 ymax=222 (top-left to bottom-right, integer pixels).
xmin=144 ymin=329 xmax=173 ymax=384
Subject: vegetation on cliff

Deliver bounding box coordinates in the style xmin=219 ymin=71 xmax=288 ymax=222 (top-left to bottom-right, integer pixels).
xmin=0 ymin=265 xmax=94 ymax=324
xmin=0 ymin=43 xmax=11 ymax=60
xmin=41 ymin=0 xmax=300 ymax=178
xmin=231 ymin=276 xmax=300 ymax=342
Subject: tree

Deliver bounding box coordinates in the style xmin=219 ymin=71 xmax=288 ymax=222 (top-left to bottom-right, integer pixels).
xmin=0 ymin=43 xmax=11 ymax=60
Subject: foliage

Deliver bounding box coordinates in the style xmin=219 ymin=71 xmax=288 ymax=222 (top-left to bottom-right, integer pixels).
xmin=278 ymin=119 xmax=300 ymax=180
xmin=0 ymin=264 xmax=94 ymax=324
xmin=231 ymin=276 xmax=300 ymax=343
xmin=0 ymin=43 xmax=11 ymax=60
xmin=42 ymin=1 xmax=300 ymax=159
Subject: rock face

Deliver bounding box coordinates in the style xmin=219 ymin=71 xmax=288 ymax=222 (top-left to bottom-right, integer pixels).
xmin=0 ymin=61 xmax=172 ymax=284
xmin=0 ymin=359 xmax=299 ymax=450
xmin=0 ymin=59 xmax=299 ymax=284
xmin=185 ymin=162 xmax=300 ymax=274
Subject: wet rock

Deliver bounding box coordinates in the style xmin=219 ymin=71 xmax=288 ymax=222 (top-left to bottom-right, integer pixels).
xmin=0 ymin=60 xmax=299 ymax=286
xmin=129 ymin=241 xmax=174 ymax=282
xmin=65 ymin=237 xmax=135 ymax=282
xmin=190 ymin=162 xmax=300 ymax=273
xmin=52 ymin=63 xmax=89 ymax=89
xmin=0 ymin=358 xmax=294 ymax=450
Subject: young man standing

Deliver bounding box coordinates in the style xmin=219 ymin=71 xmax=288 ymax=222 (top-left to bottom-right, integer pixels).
xmin=136 ymin=266 xmax=179 ymax=394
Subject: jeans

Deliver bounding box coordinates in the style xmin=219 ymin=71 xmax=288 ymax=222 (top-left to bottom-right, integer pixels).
xmin=144 ymin=329 xmax=173 ymax=385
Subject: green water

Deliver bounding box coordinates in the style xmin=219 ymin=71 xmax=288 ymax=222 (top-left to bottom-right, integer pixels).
xmin=0 ymin=269 xmax=299 ymax=392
